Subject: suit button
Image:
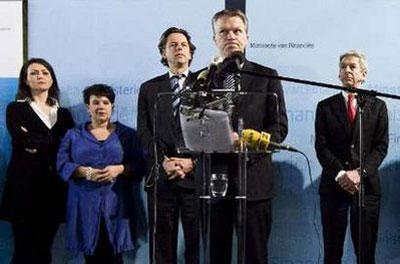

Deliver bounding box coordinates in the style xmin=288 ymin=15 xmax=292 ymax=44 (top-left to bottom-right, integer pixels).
xmin=351 ymin=144 xmax=355 ymax=149
xmin=345 ymin=161 xmax=349 ymax=165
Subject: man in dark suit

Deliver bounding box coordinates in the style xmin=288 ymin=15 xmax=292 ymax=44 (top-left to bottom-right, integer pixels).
xmin=315 ymin=50 xmax=388 ymax=264
xmin=137 ymin=27 xmax=199 ymax=264
xmin=208 ymin=9 xmax=288 ymax=264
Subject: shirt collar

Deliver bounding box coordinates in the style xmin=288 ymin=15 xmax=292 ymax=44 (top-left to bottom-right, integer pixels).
xmin=17 ymin=97 xmax=60 ymax=108
xmin=342 ymin=90 xmax=358 ymax=99
xmin=168 ymin=69 xmax=189 ymax=79
xmin=342 ymin=91 xmax=358 ymax=106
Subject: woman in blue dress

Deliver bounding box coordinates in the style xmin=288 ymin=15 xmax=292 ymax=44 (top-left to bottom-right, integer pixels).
xmin=57 ymin=84 xmax=146 ymax=264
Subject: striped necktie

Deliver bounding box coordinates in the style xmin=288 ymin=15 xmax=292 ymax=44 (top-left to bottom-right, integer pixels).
xmin=223 ymin=73 xmax=236 ymax=90
xmin=170 ymin=75 xmax=183 ymax=117
xmin=221 ymin=74 xmax=237 ymax=118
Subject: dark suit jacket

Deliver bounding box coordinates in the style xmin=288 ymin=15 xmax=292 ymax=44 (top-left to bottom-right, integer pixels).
xmin=212 ymin=60 xmax=289 ymax=200
xmin=137 ymin=72 xmax=198 ymax=190
xmin=315 ymin=93 xmax=388 ymax=197
xmin=0 ymin=101 xmax=74 ymax=222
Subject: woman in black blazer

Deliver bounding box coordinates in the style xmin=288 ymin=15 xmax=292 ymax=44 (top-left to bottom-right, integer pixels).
xmin=0 ymin=58 xmax=74 ymax=263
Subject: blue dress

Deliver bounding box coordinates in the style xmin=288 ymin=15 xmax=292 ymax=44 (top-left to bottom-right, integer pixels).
xmin=57 ymin=122 xmax=147 ymax=255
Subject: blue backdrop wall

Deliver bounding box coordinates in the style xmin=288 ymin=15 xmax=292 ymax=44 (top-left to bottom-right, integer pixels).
xmin=1 ymin=0 xmax=400 ymax=263
xmin=0 ymin=1 xmax=23 ymax=263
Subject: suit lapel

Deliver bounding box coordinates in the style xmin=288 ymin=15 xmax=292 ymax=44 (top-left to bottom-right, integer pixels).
xmin=237 ymin=61 xmax=254 ymax=114
xmin=157 ymin=74 xmax=176 ymax=142
xmin=331 ymin=93 xmax=352 ymax=135
xmin=158 ymin=74 xmax=174 ymax=121
xmin=21 ymin=102 xmax=52 ymax=132
xmin=240 ymin=60 xmax=255 ymax=92
xmin=351 ymin=96 xmax=371 ymax=143
xmin=175 ymin=72 xmax=195 ymax=147
xmin=157 ymin=72 xmax=191 ymax=147
xmin=183 ymin=71 xmax=195 ymax=88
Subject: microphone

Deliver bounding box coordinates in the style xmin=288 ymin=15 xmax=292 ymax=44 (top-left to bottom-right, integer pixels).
xmin=218 ymin=51 xmax=245 ymax=75
xmin=210 ymin=55 xmax=223 ymax=69
xmin=213 ymin=51 xmax=244 ymax=92
xmin=242 ymin=129 xmax=299 ymax=152
xmin=196 ymin=56 xmax=223 ymax=87
xmin=172 ymin=85 xmax=192 ymax=102
xmin=196 ymin=69 xmax=209 ymax=83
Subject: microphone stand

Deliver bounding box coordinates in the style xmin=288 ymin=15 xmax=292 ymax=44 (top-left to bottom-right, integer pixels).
xmin=240 ymin=69 xmax=400 ymax=99
xmin=211 ymin=70 xmax=248 ymax=264
xmin=356 ymin=95 xmax=367 ymax=264
xmin=240 ymin=69 xmax=400 ymax=264
xmin=233 ymin=73 xmax=247 ymax=264
xmin=150 ymin=93 xmax=164 ymax=264
xmin=151 ymin=91 xmax=186 ymax=264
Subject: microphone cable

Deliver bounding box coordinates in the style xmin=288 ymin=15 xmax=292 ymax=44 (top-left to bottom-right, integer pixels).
xmin=293 ymin=149 xmax=323 ymax=264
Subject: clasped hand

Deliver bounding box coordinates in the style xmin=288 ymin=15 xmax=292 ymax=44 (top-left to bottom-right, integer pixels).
xmin=162 ymin=157 xmax=194 ymax=180
xmin=79 ymin=165 xmax=124 ymax=183
xmin=337 ymin=169 xmax=360 ymax=195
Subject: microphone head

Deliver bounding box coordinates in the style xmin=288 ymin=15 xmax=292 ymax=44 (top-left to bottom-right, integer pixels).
xmin=219 ymin=51 xmax=245 ymax=74
xmin=197 ymin=69 xmax=209 ymax=81
xmin=242 ymin=129 xmax=259 ymax=149
xmin=196 ymin=56 xmax=222 ymax=82
xmin=346 ymin=86 xmax=357 ymax=94
xmin=242 ymin=129 xmax=271 ymax=151
xmin=229 ymin=51 xmax=245 ymax=65
xmin=211 ymin=55 xmax=223 ymax=66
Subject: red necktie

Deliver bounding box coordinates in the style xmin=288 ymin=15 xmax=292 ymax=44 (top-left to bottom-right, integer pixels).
xmin=347 ymin=94 xmax=356 ymax=124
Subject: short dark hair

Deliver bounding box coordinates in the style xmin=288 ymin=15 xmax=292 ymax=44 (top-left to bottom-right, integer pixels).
xmin=16 ymin=58 xmax=60 ymax=106
xmin=158 ymin=27 xmax=196 ymax=66
xmin=212 ymin=9 xmax=249 ymax=34
xmin=83 ymin=84 xmax=115 ymax=105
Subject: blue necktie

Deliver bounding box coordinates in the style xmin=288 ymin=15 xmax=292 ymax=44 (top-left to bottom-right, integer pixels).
xmin=170 ymin=75 xmax=183 ymax=118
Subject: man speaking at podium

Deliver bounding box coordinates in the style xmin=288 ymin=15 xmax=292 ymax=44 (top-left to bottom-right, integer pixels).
xmin=315 ymin=51 xmax=388 ymax=263
xmin=206 ymin=9 xmax=288 ymax=264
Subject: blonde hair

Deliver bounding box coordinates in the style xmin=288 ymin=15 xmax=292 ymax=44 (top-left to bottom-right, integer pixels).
xmin=212 ymin=9 xmax=248 ymax=34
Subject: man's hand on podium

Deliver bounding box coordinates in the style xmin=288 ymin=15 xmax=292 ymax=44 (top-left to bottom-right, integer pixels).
xmin=231 ymin=132 xmax=239 ymax=142
xmin=163 ymin=156 xmax=194 ymax=180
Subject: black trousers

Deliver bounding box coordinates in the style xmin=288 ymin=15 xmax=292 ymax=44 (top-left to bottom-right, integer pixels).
xmin=11 ymin=219 xmax=59 ymax=264
xmin=84 ymin=218 xmax=123 ymax=264
xmin=320 ymin=194 xmax=380 ymax=264
xmin=148 ymin=188 xmax=200 ymax=264
xmin=209 ymin=199 xmax=272 ymax=264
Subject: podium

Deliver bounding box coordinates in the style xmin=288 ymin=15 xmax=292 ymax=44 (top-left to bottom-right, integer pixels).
xmin=179 ymin=106 xmax=246 ymax=264
xmin=151 ymin=88 xmax=281 ymax=264
xmin=179 ymin=90 xmax=278 ymax=264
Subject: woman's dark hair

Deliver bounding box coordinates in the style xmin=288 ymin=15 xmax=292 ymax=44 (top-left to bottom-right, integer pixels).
xmin=83 ymin=84 xmax=116 ymax=104
xmin=158 ymin=27 xmax=196 ymax=66
xmin=16 ymin=58 xmax=60 ymax=106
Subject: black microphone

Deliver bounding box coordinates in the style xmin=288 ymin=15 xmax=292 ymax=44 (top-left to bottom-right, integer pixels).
xmin=172 ymin=85 xmax=192 ymax=102
xmin=268 ymin=141 xmax=299 ymax=152
xmin=218 ymin=51 xmax=245 ymax=75
xmin=197 ymin=57 xmax=223 ymax=82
